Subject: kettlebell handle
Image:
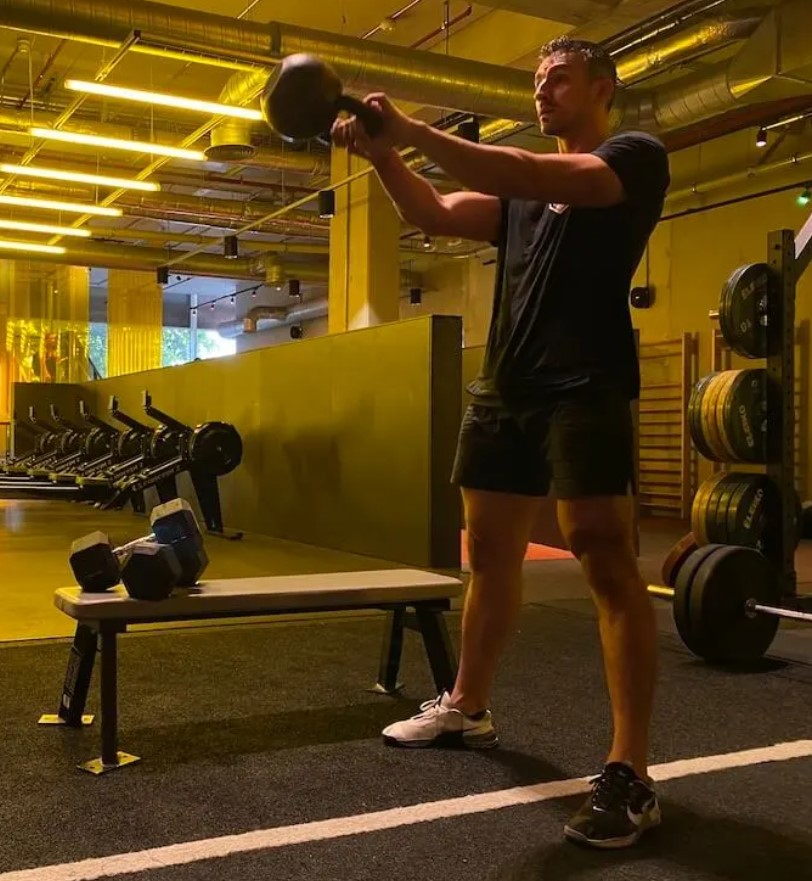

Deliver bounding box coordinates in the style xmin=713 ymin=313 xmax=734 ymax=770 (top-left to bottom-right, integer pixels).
xmin=335 ymin=95 xmax=384 ymax=138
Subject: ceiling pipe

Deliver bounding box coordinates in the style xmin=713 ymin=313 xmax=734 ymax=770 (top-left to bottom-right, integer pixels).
xmin=0 ymin=0 xmax=538 ymax=122
xmin=0 ymin=103 xmax=329 ymax=175
xmin=618 ymin=2 xmax=812 ymax=132
xmin=615 ymin=13 xmax=762 ymax=85
xmin=668 ymin=147 xmax=812 ymax=202
xmin=0 ymin=238 xmax=334 ymax=280
xmin=206 ymin=68 xmax=268 ymax=162
xmin=217 ymin=298 xmax=328 ymax=338
xmin=86 ymin=225 xmax=331 ymax=253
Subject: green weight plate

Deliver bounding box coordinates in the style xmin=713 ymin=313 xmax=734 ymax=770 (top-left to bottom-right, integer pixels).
xmin=688 ymin=374 xmax=718 ymax=461
xmin=712 ymin=370 xmax=739 ymax=461
xmin=701 ymin=373 xmax=729 ymax=462
xmin=691 ymin=472 xmax=727 ymax=545
xmin=721 ymin=369 xmax=767 ymax=463
xmin=687 ymin=544 xmax=781 ymax=663
xmin=719 ymin=263 xmax=771 ymax=359
xmin=705 ymin=473 xmax=744 ymax=544
xmin=673 ymin=544 xmax=725 ymax=657
xmin=725 ymin=474 xmax=779 ymax=552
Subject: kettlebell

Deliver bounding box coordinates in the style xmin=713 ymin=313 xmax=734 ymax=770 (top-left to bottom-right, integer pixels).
xmin=260 ymin=53 xmax=384 ymax=143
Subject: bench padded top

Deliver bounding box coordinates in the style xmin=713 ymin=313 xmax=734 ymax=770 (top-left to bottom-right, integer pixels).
xmin=54 ymin=569 xmax=464 ymax=621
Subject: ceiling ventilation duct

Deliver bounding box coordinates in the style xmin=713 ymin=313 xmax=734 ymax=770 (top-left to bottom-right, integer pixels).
xmin=205 ymin=69 xmax=268 ymax=162
xmin=217 ymin=299 xmax=328 ymax=338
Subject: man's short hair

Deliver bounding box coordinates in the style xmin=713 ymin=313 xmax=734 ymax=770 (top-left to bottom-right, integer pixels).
xmin=538 ymin=37 xmax=618 ymax=108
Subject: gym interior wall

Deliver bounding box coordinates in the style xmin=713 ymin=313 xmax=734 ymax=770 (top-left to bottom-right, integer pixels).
xmin=12 ymin=313 xmax=463 ymax=570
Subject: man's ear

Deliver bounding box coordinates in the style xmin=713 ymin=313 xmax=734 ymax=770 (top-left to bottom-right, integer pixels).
xmin=595 ymin=77 xmax=615 ymax=110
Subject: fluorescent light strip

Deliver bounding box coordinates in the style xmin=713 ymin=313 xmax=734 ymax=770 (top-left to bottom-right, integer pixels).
xmin=0 ymin=219 xmax=91 ymax=238
xmin=65 ymin=79 xmax=264 ymax=121
xmin=29 ymin=128 xmax=207 ymax=161
xmin=0 ymin=163 xmax=160 ymax=192
xmin=0 ymin=194 xmax=121 ymax=216
xmin=0 ymin=239 xmax=65 ymax=254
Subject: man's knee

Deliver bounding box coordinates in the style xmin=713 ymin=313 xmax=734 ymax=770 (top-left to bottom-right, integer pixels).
xmin=561 ymin=521 xmax=642 ymax=601
xmin=466 ymin=529 xmax=527 ymax=575
xmin=463 ymin=489 xmax=540 ymax=575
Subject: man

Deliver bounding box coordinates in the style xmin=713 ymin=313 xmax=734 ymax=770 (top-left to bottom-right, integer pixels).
xmin=332 ymin=37 xmax=670 ymax=849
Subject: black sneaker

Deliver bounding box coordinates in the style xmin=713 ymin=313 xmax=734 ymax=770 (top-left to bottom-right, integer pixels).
xmin=564 ymin=762 xmax=661 ymax=849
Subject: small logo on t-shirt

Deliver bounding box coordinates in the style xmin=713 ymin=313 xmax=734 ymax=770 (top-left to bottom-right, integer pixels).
xmin=549 ymin=203 xmax=570 ymax=215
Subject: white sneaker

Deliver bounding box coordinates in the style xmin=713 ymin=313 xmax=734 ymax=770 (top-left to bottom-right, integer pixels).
xmin=382 ymin=692 xmax=499 ymax=749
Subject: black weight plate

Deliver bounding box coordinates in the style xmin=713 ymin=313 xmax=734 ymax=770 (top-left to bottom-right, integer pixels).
xmin=83 ymin=428 xmax=109 ymax=460
xmin=188 ymin=422 xmax=243 ymax=476
xmin=719 ymin=263 xmax=771 ymax=359
xmin=726 ymin=474 xmax=779 ymax=552
xmin=722 ymin=369 xmax=767 ymax=463
xmin=59 ymin=430 xmax=79 ymax=455
xmin=688 ymin=374 xmax=718 ymax=461
xmin=150 ymin=426 xmax=183 ymax=460
xmin=688 ymin=544 xmax=780 ymax=663
xmin=705 ymin=473 xmax=743 ymax=544
xmin=673 ymin=544 xmax=725 ymax=657
xmin=117 ymin=429 xmax=142 ymax=459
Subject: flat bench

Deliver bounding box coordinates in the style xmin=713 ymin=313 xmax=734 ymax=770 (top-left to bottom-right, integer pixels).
xmin=41 ymin=569 xmax=463 ymax=774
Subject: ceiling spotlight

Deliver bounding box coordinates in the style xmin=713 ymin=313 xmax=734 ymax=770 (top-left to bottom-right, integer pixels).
xmin=224 ymin=235 xmax=239 ymax=259
xmin=251 ymin=289 xmax=258 ymax=299
xmin=798 ymin=187 xmax=811 ymax=207
xmin=157 ymin=266 xmax=169 ymax=285
xmin=318 ymin=189 xmax=336 ymax=219
xmin=288 ymin=278 xmax=301 ymax=298
xmin=229 ymin=295 xmax=235 ymax=304
xmin=210 ymin=301 xmax=215 ymax=310
xmin=422 ymin=235 xmax=432 ymax=250
xmin=191 ymin=307 xmax=197 ymax=316
xmin=410 ymin=286 xmax=422 ymax=306
xmin=756 ymin=127 xmax=768 ymax=148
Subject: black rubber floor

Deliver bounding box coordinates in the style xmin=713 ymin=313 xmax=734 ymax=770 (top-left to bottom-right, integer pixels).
xmin=2 ymin=599 xmax=811 ymax=880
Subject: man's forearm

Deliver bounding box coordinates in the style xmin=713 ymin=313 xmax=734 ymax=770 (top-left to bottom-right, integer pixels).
xmin=371 ymin=149 xmax=445 ymax=230
xmin=407 ymin=121 xmax=560 ymax=201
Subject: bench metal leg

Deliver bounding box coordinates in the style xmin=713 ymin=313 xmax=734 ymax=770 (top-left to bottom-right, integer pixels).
xmin=370 ymin=609 xmax=406 ymax=694
xmin=414 ymin=605 xmax=458 ymax=694
xmin=79 ymin=626 xmax=140 ymax=775
xmin=39 ymin=624 xmax=97 ymax=728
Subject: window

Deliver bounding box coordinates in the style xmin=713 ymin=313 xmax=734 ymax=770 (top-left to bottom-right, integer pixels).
xmin=88 ymin=322 xmax=107 ymax=378
xmin=196 ymin=329 xmax=236 ymax=360
xmin=162 ymin=327 xmax=192 ymax=367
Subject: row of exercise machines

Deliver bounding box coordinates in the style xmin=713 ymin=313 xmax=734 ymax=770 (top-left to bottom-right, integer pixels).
xmin=1 ymin=391 xmax=243 ymax=536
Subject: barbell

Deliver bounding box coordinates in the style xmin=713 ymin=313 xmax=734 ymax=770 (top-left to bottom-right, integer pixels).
xmin=647 ymin=541 xmax=812 ymax=664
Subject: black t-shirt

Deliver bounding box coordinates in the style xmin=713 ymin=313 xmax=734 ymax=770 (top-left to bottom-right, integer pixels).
xmin=469 ymin=131 xmax=670 ymax=407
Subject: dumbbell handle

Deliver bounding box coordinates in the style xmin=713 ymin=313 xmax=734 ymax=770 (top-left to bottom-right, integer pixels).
xmin=115 ymin=532 xmax=157 ymax=555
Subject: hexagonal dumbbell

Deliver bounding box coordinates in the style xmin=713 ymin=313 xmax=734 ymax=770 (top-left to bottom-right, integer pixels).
xmin=69 ymin=498 xmax=208 ymax=597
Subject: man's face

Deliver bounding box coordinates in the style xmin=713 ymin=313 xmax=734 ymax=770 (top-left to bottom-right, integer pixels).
xmin=534 ymin=52 xmax=606 ymax=137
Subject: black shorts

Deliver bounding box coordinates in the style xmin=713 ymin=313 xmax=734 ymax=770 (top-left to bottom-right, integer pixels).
xmin=451 ymin=385 xmax=635 ymax=499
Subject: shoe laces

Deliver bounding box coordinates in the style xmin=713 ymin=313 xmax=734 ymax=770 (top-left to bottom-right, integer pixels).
xmin=588 ymin=764 xmax=636 ymax=812
xmin=412 ymin=694 xmax=447 ymax=720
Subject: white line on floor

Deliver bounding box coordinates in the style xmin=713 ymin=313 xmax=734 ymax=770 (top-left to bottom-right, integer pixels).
xmin=4 ymin=740 xmax=812 ymax=881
